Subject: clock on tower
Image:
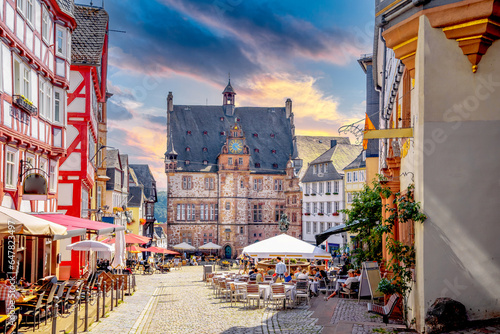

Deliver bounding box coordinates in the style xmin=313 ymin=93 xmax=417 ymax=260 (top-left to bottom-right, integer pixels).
xmin=228 ymin=139 xmax=243 ymax=154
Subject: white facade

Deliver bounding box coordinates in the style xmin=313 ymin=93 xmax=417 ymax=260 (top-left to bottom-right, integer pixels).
xmin=302 ymin=178 xmax=345 ymax=251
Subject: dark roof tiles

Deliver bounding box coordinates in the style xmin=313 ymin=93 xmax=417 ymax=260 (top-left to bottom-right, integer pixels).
xmin=72 ymin=5 xmax=108 ymax=65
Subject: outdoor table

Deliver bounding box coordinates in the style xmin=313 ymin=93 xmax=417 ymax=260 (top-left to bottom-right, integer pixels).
xmin=0 ymin=307 xmax=20 ymax=334
xmin=15 ymin=295 xmax=37 ymax=304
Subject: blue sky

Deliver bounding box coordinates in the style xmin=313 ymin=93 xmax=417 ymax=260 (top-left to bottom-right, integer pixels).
xmin=77 ymin=0 xmax=375 ymax=188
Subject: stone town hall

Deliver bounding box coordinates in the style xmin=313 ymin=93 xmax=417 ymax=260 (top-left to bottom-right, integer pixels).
xmin=164 ymin=80 xmax=303 ymax=258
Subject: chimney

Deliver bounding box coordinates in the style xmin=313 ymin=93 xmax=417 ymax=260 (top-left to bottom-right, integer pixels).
xmin=285 ymin=98 xmax=292 ymax=118
xmin=167 ymin=92 xmax=173 ymax=112
xmin=330 ymin=140 xmax=337 ymax=148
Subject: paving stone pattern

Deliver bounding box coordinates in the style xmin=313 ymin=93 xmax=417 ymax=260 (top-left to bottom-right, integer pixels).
xmin=90 ymin=266 xmax=323 ymax=334
xmin=330 ymin=299 xmax=403 ymax=325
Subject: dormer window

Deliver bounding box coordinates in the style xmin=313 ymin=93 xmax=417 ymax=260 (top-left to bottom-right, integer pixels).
xmin=220 ymin=117 xmax=224 ymax=121
xmin=253 ymin=133 xmax=258 ymax=138
xmin=273 ymin=163 xmax=278 ymax=169
xmin=313 ymin=165 xmax=317 ymax=174
xmin=237 ymin=118 xmax=240 ymax=122
xmin=220 ymin=131 xmax=225 ymax=136
xmin=203 ymin=160 xmax=208 ymax=165
xmin=202 ymin=147 xmax=208 ymax=152
xmin=254 ymin=148 xmax=259 ymax=153
xmin=185 ymin=147 xmax=191 ymax=152
xmin=255 ymin=163 xmax=261 ymax=168
xmin=186 ymin=131 xmax=191 ymax=135
xmin=271 ymin=149 xmax=276 ymax=154
xmin=270 ymin=133 xmax=275 ymax=138
xmin=185 ymin=160 xmax=190 ymax=165
xmin=203 ymin=131 xmax=208 ymax=135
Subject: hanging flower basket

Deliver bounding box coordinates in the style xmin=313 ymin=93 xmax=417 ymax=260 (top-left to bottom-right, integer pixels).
xmin=139 ymin=218 xmax=146 ymax=225
xmin=113 ymin=207 xmax=123 ymax=213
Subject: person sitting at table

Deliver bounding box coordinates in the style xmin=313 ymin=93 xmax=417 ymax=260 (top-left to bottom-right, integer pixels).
xmin=267 ymin=266 xmax=275 ymax=276
xmin=294 ymin=267 xmax=302 ymax=279
xmin=297 ymin=269 xmax=309 ymax=280
xmin=0 ymin=273 xmax=22 ymax=301
xmin=284 ymin=272 xmax=292 ymax=283
xmin=255 ymin=269 xmax=264 ymax=283
xmin=325 ymin=269 xmax=358 ymax=301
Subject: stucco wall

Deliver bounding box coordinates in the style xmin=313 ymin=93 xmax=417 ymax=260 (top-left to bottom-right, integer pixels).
xmin=413 ymin=15 xmax=500 ymax=328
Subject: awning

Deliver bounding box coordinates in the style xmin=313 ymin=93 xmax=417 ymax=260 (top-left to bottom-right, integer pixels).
xmin=33 ymin=213 xmax=125 ymax=235
xmin=315 ymin=224 xmax=350 ymax=246
xmin=0 ymin=206 xmax=67 ymax=237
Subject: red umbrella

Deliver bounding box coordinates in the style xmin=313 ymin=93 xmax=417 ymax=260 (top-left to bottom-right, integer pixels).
xmin=127 ymin=245 xmax=148 ymax=253
xmin=145 ymin=246 xmax=179 ymax=255
xmin=103 ymin=233 xmax=150 ymax=245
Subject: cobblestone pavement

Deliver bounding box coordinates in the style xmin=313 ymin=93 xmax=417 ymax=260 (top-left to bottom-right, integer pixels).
xmin=90 ymin=266 xmax=323 ymax=334
xmin=331 ymin=299 xmax=403 ymax=325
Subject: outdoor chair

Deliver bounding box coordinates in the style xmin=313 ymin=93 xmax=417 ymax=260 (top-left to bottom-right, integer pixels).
xmin=229 ymin=283 xmax=245 ymax=307
xmin=270 ymin=284 xmax=287 ymax=309
xmin=20 ymin=291 xmax=45 ymax=332
xmin=340 ymin=281 xmax=360 ymax=299
xmin=367 ymin=293 xmax=401 ymax=324
xmin=295 ymin=280 xmax=310 ymax=305
xmin=218 ymin=280 xmax=231 ymax=302
xmin=245 ymin=284 xmax=261 ymax=308
xmin=41 ymin=283 xmax=58 ymax=325
xmin=60 ymin=281 xmax=76 ymax=314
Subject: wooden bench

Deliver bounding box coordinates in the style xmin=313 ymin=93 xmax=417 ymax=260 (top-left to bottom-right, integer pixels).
xmin=367 ymin=293 xmax=400 ymax=324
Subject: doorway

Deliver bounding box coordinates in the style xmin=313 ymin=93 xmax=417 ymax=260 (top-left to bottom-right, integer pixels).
xmin=224 ymin=245 xmax=232 ymax=259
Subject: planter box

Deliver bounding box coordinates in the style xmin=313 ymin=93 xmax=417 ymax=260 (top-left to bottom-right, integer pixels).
xmin=318 ymin=213 xmax=324 ymax=216
xmin=333 ymin=192 xmax=339 ymax=195
xmin=332 ymin=213 xmax=339 ymax=216
xmin=325 ymin=192 xmax=331 ymax=195
xmin=311 ymin=194 xmax=316 ymax=196
xmin=304 ymin=213 xmax=311 ymax=216
xmin=13 ymin=95 xmax=37 ymax=115
xmin=304 ymin=194 xmax=310 ymax=196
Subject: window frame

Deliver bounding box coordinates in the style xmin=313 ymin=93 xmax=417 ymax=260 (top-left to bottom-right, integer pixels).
xmin=55 ymin=26 xmax=66 ymax=57
xmin=5 ymin=148 xmax=18 ymax=189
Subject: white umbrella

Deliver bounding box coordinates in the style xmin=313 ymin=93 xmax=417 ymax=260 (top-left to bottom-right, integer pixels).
xmin=112 ymin=230 xmax=126 ymax=269
xmin=66 ymin=240 xmax=114 ymax=252
xmin=0 ymin=206 xmax=66 ymax=236
xmin=173 ymin=242 xmax=196 ymax=251
xmin=198 ymin=242 xmax=222 ymax=250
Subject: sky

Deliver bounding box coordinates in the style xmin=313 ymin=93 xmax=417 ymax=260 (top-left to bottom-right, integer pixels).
xmin=78 ymin=0 xmax=376 ymax=190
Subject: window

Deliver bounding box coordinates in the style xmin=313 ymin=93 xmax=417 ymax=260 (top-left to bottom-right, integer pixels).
xmin=353 ymin=171 xmax=358 ymax=182
xmin=200 ymin=204 xmax=208 ymax=220
xmin=320 ymin=222 xmax=324 ymax=232
xmin=334 ymin=181 xmax=339 ymax=193
xmin=5 ymin=150 xmax=17 ymax=188
xmin=312 ymin=183 xmax=317 ymax=194
xmin=56 ymin=27 xmax=66 ymax=56
xmin=253 ymin=178 xmax=263 ymax=191
xmin=313 ymin=202 xmax=317 ymax=214
xmin=327 ymin=202 xmax=332 ymax=214
xmin=274 ymin=205 xmax=284 ymax=221
xmin=225 ymin=202 xmax=230 ymax=210
xmin=334 ymin=201 xmax=340 ymax=213
xmin=97 ymin=186 xmax=102 ymax=208
xmin=326 ymin=182 xmax=331 ymax=193
xmin=253 ymin=204 xmax=262 ymax=222
xmin=313 ymin=222 xmax=317 ymax=233
xmin=182 ymin=176 xmax=192 ymax=190
xmin=292 ymin=196 xmax=297 ymax=204
xmin=346 ymin=172 xmax=352 ymax=183
xmin=26 ymin=0 xmax=34 ymax=24
xmin=42 ymin=8 xmax=50 ymax=41
xmin=318 ymin=182 xmax=323 ymax=194
xmin=306 ymin=222 xmax=311 ymax=234
xmin=49 ymin=162 xmax=57 ymax=192
xmin=291 ymin=213 xmax=296 ymax=222
xmin=228 ymin=157 xmax=233 ymax=165
xmin=324 ymin=163 xmax=328 ymax=172
xmin=274 ymin=179 xmax=283 ymax=191
xmin=240 ymin=180 xmax=244 ymax=188
xmin=313 ymin=165 xmax=317 ymax=174
xmin=204 ymin=177 xmax=214 ymax=190
xmin=240 ymin=227 xmax=244 ymax=234
xmin=14 ymin=59 xmax=32 ymax=101
xmin=319 ymin=202 xmax=324 ymax=214
xmin=305 ymin=203 xmax=310 ymax=214
xmin=319 ymin=164 xmax=323 ymax=173
xmin=305 ymin=183 xmax=310 ymax=195
xmin=347 ymin=193 xmax=353 ymax=203
xmin=254 ymin=148 xmax=259 ymax=153
xmin=54 ymin=91 xmax=62 ymax=123
xmin=81 ymin=188 xmax=89 ymax=218
xmin=39 ymin=79 xmax=46 ymax=117
xmin=255 ymin=163 xmax=260 ymax=168
xmin=238 ymin=158 xmax=243 ymax=166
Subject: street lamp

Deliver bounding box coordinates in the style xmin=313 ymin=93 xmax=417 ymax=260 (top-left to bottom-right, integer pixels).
xmin=90 ymin=145 xmax=116 ymax=166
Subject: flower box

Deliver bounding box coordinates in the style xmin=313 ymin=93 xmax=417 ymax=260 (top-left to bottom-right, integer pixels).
xmin=318 ymin=213 xmax=324 ymax=216
xmin=311 ymin=194 xmax=316 ymax=196
xmin=333 ymin=192 xmax=339 ymax=195
xmin=325 ymin=192 xmax=331 ymax=195
xmin=304 ymin=194 xmax=310 ymax=196
xmin=304 ymin=213 xmax=311 ymax=216
xmin=332 ymin=213 xmax=339 ymax=216
xmin=13 ymin=95 xmax=37 ymax=115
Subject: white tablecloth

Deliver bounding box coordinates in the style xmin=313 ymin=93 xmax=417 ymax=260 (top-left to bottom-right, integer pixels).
xmin=234 ymin=283 xmax=295 ymax=301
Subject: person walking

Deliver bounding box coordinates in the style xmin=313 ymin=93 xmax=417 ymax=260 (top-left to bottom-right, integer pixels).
xmin=275 ymin=257 xmax=286 ymax=280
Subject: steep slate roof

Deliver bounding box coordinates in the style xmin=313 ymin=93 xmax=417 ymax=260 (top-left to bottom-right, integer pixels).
xmin=154 ymin=226 xmax=165 ymax=238
xmin=56 ymin=0 xmax=74 ymax=18
xmin=129 ymin=165 xmax=157 ymax=202
xmin=295 ymin=136 xmax=351 ymax=180
xmin=301 ymin=143 xmax=362 ymax=183
xmin=223 ymin=81 xmax=235 ymax=94
xmin=168 ymin=105 xmax=293 ymax=174
xmin=128 ymin=186 xmax=144 ymax=207
xmin=343 ymin=151 xmax=366 ymax=170
xmin=72 ymin=5 xmax=108 ymax=65
xmin=106 ymin=149 xmax=121 ymax=169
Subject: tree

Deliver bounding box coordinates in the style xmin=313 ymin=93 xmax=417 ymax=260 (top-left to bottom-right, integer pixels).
xmin=342 ymin=180 xmax=385 ymax=266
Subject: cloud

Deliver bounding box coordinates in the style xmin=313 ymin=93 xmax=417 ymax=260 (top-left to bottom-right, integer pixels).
xmin=107 ymin=100 xmax=133 ymax=121
xmin=144 ymin=114 xmax=167 ymax=125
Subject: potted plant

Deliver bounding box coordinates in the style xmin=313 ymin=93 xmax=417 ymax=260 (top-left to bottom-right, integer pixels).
xmin=305 ymin=213 xmax=311 ymax=216
xmin=139 ymin=218 xmax=146 ymax=225
xmin=333 ymin=192 xmax=339 ymax=195
xmin=377 ymin=278 xmax=397 ymax=296
xmin=332 ymin=212 xmax=339 ymax=216
xmin=325 ymin=192 xmax=331 ymax=195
